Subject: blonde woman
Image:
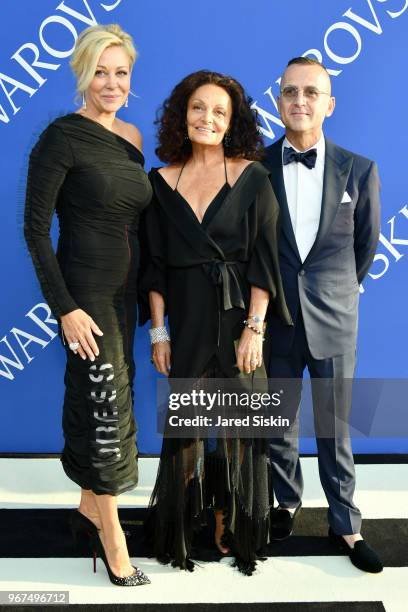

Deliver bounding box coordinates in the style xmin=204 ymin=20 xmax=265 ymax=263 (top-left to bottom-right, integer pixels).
xmin=24 ymin=24 xmax=151 ymax=586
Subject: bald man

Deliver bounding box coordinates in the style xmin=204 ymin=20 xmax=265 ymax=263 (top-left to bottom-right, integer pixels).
xmin=263 ymin=57 xmax=382 ymax=573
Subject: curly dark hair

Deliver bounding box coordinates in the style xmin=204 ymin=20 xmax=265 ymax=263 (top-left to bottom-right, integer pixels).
xmin=155 ymin=70 xmax=264 ymax=163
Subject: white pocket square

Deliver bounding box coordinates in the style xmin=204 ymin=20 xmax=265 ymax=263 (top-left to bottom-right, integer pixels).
xmin=341 ymin=191 xmax=352 ymax=203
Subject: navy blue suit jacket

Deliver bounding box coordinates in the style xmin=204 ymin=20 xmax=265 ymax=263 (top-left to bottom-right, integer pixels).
xmin=263 ymin=136 xmax=380 ymax=359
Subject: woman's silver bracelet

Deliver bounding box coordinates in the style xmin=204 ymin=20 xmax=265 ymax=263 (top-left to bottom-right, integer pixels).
xmin=149 ymin=326 xmax=170 ymax=344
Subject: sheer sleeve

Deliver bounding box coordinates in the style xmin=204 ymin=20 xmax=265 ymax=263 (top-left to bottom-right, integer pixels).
xmin=24 ymin=123 xmax=78 ymax=318
xmin=246 ymin=177 xmax=293 ymax=325
xmin=138 ymin=191 xmax=168 ymax=326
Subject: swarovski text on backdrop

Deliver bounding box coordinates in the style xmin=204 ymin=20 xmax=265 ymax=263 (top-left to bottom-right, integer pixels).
xmin=0 ymin=0 xmax=124 ymax=124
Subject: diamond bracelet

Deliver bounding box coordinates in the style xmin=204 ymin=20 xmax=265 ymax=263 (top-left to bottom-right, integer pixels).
xmin=149 ymin=326 xmax=170 ymax=344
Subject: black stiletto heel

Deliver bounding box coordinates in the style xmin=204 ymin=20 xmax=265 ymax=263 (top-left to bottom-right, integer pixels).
xmin=91 ymin=532 xmax=151 ymax=586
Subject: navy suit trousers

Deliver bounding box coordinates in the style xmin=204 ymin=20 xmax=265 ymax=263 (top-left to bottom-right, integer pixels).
xmin=268 ymin=310 xmax=362 ymax=535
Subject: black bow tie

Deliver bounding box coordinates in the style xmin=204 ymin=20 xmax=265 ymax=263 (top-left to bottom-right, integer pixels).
xmin=283 ymin=146 xmax=317 ymax=169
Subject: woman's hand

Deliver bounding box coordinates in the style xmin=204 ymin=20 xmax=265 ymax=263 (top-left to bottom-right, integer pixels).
xmin=236 ymin=326 xmax=263 ymax=374
xmin=61 ymin=309 xmax=103 ymax=361
xmin=152 ymin=340 xmax=171 ymax=376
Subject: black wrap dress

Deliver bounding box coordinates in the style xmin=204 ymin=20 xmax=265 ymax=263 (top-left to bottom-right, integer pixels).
xmin=139 ymin=161 xmax=292 ymax=574
xmin=24 ymin=113 xmax=152 ymax=495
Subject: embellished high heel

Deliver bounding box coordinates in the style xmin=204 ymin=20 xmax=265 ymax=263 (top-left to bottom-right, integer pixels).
xmin=91 ymin=532 xmax=151 ymax=586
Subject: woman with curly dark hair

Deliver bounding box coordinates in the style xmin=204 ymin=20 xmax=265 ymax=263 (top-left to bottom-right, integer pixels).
xmin=139 ymin=70 xmax=292 ymax=575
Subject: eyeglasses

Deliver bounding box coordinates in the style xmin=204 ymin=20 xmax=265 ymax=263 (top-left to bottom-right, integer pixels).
xmin=280 ymin=86 xmax=331 ymax=102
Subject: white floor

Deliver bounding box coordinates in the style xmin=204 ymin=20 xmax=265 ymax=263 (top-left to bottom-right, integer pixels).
xmin=1 ymin=457 xmax=407 ymax=611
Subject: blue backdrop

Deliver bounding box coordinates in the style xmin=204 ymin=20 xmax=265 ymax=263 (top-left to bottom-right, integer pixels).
xmin=1 ymin=0 xmax=407 ymax=454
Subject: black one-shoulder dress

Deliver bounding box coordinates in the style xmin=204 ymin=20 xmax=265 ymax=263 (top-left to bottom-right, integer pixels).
xmin=24 ymin=113 xmax=152 ymax=495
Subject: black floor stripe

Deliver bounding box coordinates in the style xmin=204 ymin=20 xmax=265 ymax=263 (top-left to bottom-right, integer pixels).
xmin=0 ymin=603 xmax=387 ymax=612
xmin=353 ymin=454 xmax=408 ymax=464
xmin=0 ymin=508 xmax=406 ymax=567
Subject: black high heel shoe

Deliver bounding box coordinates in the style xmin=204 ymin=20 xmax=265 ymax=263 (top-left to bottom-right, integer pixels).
xmin=69 ymin=510 xmax=99 ymax=555
xmin=70 ymin=510 xmax=99 ymax=540
xmin=70 ymin=510 xmax=132 ymax=542
xmin=91 ymin=532 xmax=151 ymax=586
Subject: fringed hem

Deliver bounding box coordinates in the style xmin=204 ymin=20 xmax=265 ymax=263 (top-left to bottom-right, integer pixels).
xmin=223 ymin=490 xmax=270 ymax=576
xmin=146 ymin=428 xmax=270 ymax=576
xmin=146 ymin=477 xmax=270 ymax=576
xmin=145 ymin=475 xmax=207 ymax=572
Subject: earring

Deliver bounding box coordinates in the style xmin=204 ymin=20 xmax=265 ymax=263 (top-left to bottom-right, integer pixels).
xmin=125 ymin=97 xmax=128 ymax=108
xmin=184 ymin=131 xmax=189 ymax=141
xmin=223 ymin=132 xmax=231 ymax=148
xmin=82 ymin=92 xmax=86 ymax=109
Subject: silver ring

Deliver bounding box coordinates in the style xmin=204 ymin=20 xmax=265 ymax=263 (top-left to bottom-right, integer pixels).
xmin=69 ymin=341 xmax=80 ymax=351
xmin=250 ymin=359 xmax=257 ymax=366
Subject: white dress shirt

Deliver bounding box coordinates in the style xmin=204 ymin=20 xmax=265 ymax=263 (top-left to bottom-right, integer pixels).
xmin=282 ymin=135 xmax=325 ymax=262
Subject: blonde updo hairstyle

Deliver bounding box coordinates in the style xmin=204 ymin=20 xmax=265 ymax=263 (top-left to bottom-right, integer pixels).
xmin=70 ymin=24 xmax=137 ymax=98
